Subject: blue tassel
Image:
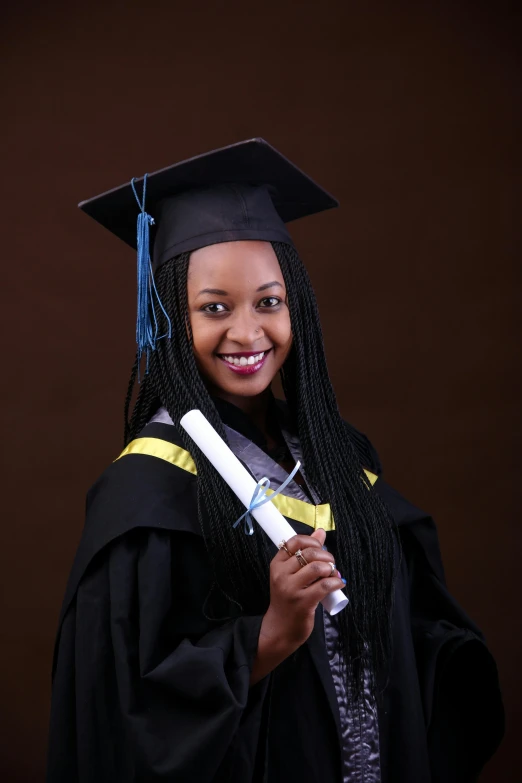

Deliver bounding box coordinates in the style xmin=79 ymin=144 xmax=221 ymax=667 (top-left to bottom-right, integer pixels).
xmin=131 ymin=175 xmax=171 ymax=375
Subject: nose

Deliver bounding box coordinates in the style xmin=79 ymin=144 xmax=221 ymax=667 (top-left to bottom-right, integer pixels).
xmin=226 ymin=307 xmax=263 ymax=346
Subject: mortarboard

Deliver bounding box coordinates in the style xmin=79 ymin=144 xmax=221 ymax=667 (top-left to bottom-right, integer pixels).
xmin=78 ymin=138 xmax=339 ymax=364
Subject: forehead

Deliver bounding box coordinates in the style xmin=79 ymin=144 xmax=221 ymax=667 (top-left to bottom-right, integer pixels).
xmin=187 ymin=241 xmax=284 ymax=290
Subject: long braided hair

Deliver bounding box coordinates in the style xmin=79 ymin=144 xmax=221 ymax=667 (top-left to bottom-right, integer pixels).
xmin=124 ymin=242 xmax=396 ymax=693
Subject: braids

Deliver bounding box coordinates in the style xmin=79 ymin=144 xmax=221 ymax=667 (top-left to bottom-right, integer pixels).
xmin=275 ymin=242 xmax=396 ymax=690
xmin=125 ymin=254 xmax=272 ymax=615
xmin=125 ymin=244 xmax=396 ymax=693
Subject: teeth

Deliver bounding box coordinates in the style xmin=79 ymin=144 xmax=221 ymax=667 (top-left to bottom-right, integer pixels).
xmin=222 ymin=351 xmax=266 ymax=366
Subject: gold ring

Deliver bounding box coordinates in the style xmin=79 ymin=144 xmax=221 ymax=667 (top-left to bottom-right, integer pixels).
xmin=328 ymin=561 xmax=336 ymax=577
xmin=278 ymin=541 xmax=292 ymax=557
xmin=294 ymin=549 xmax=308 ymax=567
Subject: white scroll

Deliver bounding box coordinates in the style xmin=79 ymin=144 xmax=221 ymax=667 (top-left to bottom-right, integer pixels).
xmin=180 ymin=409 xmax=348 ymax=616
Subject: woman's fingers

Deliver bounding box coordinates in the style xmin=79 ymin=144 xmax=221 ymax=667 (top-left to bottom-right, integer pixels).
xmin=267 ymin=529 xmax=344 ymax=646
xmin=272 ymin=533 xmax=343 ymax=588
xmin=273 ymin=534 xmax=323 ymax=566
xmin=277 ymin=536 xmax=334 ymax=570
xmin=292 ymin=558 xmax=342 ymax=589
xmin=310 ymin=528 xmax=326 ymax=546
xmin=283 ymin=548 xmax=336 ymax=576
xmin=302 ymin=575 xmax=345 ymax=605
xmin=272 ymin=536 xmax=314 ymax=573
xmin=273 ymin=536 xmax=339 ymax=583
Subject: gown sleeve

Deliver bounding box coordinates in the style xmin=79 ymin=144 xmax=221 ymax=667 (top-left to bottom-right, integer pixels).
xmin=400 ymin=497 xmax=505 ymax=782
xmin=47 ymin=528 xmax=267 ymax=783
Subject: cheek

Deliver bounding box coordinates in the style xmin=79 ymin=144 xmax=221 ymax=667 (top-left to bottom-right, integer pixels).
xmin=190 ymin=318 xmax=217 ymax=359
xmin=275 ymin=311 xmax=293 ymax=350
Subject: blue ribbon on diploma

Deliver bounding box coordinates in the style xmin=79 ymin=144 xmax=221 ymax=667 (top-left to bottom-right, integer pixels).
xmin=233 ymin=461 xmax=301 ymax=536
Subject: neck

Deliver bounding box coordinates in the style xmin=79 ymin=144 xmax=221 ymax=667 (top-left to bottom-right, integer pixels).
xmin=211 ymin=387 xmax=272 ymax=434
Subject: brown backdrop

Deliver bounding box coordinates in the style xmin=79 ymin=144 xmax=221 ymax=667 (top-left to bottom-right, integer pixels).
xmin=2 ymin=1 xmax=520 ymax=780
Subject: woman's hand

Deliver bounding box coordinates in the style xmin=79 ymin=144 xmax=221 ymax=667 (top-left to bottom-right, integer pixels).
xmin=250 ymin=528 xmax=345 ymax=684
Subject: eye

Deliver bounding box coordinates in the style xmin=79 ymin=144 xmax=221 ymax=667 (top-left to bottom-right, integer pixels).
xmin=201 ymin=302 xmax=228 ymax=314
xmin=258 ymin=296 xmax=281 ymax=308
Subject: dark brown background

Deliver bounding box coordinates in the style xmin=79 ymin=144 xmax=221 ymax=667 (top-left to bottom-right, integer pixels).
xmin=1 ymin=1 xmax=520 ymax=780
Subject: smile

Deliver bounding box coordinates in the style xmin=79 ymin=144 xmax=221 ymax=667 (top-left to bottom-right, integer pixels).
xmin=218 ymin=350 xmax=271 ymax=375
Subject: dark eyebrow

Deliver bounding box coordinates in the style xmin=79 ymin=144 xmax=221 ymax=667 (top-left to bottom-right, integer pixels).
xmin=196 ymin=281 xmax=283 ymax=297
xmin=256 ymin=281 xmax=283 ymax=293
xmin=196 ymin=288 xmax=229 ymax=297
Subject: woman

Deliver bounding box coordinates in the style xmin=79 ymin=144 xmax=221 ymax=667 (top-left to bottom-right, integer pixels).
xmin=48 ymin=139 xmax=503 ymax=782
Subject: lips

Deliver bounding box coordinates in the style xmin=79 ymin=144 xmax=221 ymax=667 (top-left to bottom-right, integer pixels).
xmin=218 ymin=349 xmax=271 ymax=375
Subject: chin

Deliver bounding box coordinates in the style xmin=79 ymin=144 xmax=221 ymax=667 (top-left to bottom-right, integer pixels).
xmin=213 ymin=370 xmax=274 ymax=398
xmin=224 ymin=379 xmax=272 ymax=397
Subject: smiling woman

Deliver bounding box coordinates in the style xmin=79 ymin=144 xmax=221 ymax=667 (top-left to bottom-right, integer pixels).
xmin=48 ymin=140 xmax=504 ymax=783
xmin=189 ymin=241 xmax=293 ymax=399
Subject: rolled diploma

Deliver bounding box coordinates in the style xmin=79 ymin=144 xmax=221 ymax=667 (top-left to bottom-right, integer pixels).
xmin=180 ymin=409 xmax=348 ymax=616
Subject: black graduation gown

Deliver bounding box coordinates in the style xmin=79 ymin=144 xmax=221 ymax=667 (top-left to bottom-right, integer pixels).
xmin=47 ymin=411 xmax=504 ymax=782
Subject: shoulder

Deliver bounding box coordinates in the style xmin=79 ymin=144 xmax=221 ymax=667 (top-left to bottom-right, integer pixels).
xmin=87 ymin=420 xmax=198 ymax=536
xmin=89 ymin=420 xmax=195 ymax=502
xmin=56 ymin=420 xmax=201 ymax=638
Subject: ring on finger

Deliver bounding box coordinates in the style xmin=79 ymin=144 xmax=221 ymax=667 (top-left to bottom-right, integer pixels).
xmin=294 ymin=549 xmax=308 ymax=568
xmin=278 ymin=541 xmax=292 ymax=557
xmin=328 ymin=561 xmax=336 ymax=577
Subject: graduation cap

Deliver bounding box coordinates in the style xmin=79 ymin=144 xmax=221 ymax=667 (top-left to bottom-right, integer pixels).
xmin=79 ymin=138 xmax=339 ymax=365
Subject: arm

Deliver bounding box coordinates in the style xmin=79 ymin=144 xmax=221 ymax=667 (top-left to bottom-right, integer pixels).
xmin=49 ymin=530 xmax=265 ymax=783
xmin=250 ymin=528 xmax=344 ymax=685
